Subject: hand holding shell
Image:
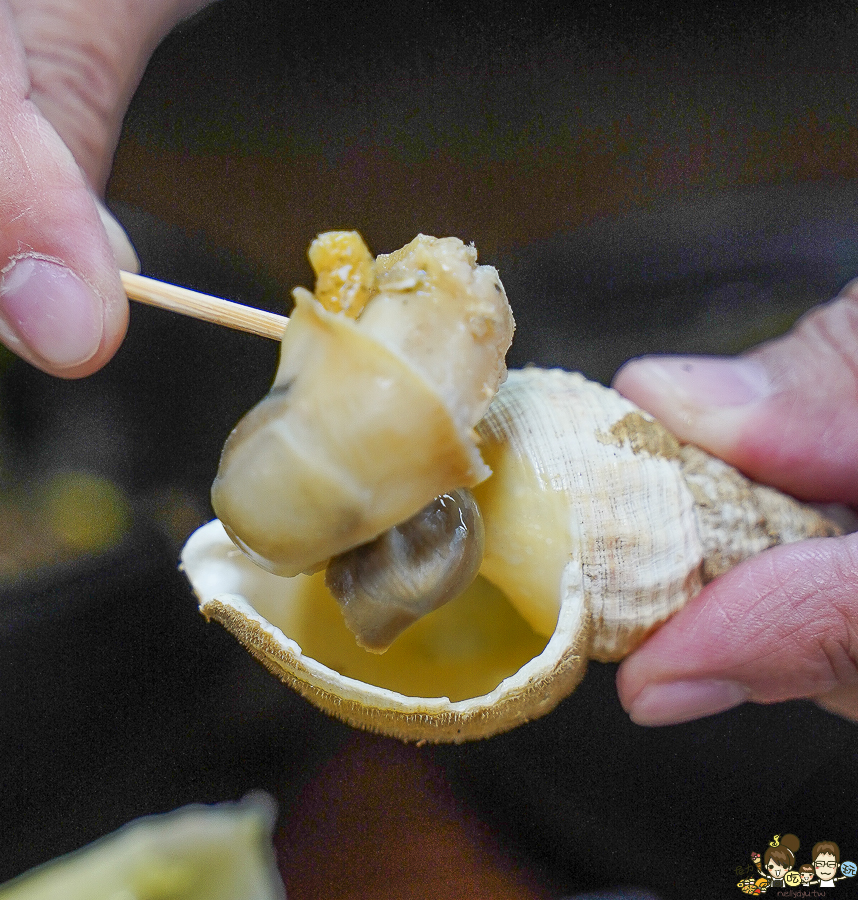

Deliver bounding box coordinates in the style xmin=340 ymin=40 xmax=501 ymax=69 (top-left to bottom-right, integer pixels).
xmin=182 ymin=233 xmax=840 ymax=743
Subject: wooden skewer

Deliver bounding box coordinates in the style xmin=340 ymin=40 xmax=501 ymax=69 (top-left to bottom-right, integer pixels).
xmin=121 ymin=270 xmax=288 ymax=341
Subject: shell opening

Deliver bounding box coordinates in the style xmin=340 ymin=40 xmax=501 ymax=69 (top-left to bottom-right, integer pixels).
xmin=187 ymin=520 xmax=551 ymax=704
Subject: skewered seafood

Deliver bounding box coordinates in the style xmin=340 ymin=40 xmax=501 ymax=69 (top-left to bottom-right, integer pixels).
xmin=211 ymin=232 xmax=513 ymax=580
xmin=182 ymin=233 xmax=839 ymax=743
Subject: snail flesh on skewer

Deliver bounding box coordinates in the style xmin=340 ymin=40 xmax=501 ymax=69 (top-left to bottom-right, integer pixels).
xmin=211 ymin=231 xmax=513 ymax=650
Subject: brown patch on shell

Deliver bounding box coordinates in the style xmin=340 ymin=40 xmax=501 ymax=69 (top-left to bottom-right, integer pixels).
xmin=596 ymin=411 xmax=682 ymax=460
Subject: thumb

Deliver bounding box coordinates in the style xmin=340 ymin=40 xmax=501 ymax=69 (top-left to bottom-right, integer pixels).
xmin=616 ymin=532 xmax=858 ymax=725
xmin=612 ymin=282 xmax=858 ymax=505
xmin=0 ymin=6 xmax=127 ymax=378
xmin=94 ymin=199 xmax=141 ymax=276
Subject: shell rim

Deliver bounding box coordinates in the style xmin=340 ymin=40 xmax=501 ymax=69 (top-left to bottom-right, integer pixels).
xmin=183 ymin=519 xmax=591 ymax=742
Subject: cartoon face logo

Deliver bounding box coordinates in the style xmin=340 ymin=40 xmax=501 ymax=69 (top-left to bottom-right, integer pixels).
xmin=814 ymin=852 xmax=839 ymax=881
xmin=740 ymin=834 xmax=855 ymax=894
xmin=798 ymin=865 xmax=815 ymax=885
xmin=766 ymin=859 xmax=787 ymax=879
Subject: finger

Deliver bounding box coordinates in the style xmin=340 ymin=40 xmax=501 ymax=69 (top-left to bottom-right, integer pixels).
xmin=815 ymin=682 xmax=858 ymax=722
xmin=0 ymin=2 xmax=127 ymax=377
xmin=616 ymin=532 xmax=858 ymax=726
xmin=10 ymin=0 xmax=216 ymax=191
xmin=612 ymin=284 xmax=858 ymax=505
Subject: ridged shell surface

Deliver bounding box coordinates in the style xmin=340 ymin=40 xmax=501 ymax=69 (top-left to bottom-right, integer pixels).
xmin=475 ymin=368 xmax=705 ymax=661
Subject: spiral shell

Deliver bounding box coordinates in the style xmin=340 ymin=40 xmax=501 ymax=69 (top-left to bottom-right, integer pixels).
xmin=182 ymin=367 xmax=838 ymax=742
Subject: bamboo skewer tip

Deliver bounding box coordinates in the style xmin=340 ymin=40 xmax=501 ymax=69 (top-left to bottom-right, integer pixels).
xmin=121 ymin=270 xmax=288 ymax=341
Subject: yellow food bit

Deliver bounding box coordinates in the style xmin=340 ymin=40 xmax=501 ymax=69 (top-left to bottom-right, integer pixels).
xmin=308 ymin=230 xmax=376 ymax=318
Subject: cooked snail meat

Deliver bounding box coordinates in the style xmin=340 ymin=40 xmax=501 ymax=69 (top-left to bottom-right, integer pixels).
xmin=325 ymin=488 xmax=485 ymax=652
xmin=212 ymin=232 xmax=514 ymax=580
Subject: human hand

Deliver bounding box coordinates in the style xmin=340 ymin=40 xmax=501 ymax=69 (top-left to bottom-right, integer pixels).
xmin=613 ymin=279 xmax=858 ymax=726
xmin=0 ymin=0 xmax=210 ymax=376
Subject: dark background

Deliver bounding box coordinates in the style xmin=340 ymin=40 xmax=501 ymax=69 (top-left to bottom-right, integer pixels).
xmin=2 ymin=1 xmax=858 ymax=897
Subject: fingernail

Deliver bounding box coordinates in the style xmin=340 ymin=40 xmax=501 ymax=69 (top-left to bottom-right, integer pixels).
xmin=95 ymin=199 xmax=140 ymax=273
xmin=627 ymin=679 xmax=749 ymax=726
xmin=0 ymin=257 xmax=104 ymax=369
xmin=628 ymin=356 xmax=772 ymax=408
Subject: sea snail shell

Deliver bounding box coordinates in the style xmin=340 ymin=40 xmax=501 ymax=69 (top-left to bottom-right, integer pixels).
xmin=183 ymin=367 xmax=838 ymax=743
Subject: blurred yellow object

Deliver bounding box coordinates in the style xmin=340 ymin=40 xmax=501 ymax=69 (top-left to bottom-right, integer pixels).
xmin=0 ymin=797 xmax=284 ymax=899
xmin=41 ymin=471 xmax=131 ymax=555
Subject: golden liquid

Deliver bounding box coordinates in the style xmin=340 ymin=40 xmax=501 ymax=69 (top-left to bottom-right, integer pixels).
xmin=249 ymin=571 xmax=549 ymax=701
